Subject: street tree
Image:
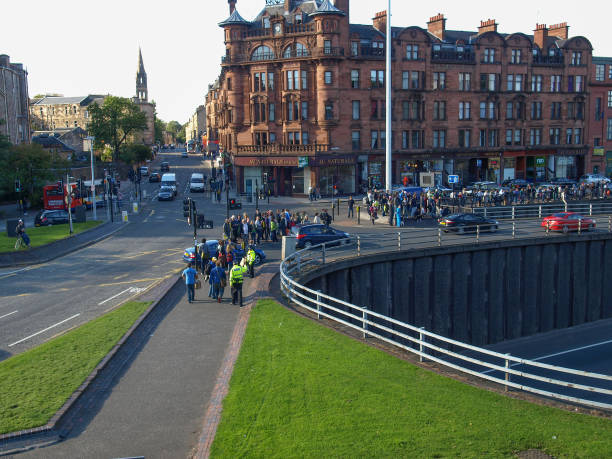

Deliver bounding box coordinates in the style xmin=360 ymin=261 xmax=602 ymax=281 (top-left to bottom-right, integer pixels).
xmin=166 ymin=120 xmax=186 ymax=144
xmin=88 ymin=96 xmax=148 ymax=162
xmin=119 ymin=144 xmax=153 ymax=165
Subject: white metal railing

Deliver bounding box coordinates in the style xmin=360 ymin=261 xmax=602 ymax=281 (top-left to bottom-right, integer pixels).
xmin=280 ymin=237 xmax=612 ymax=411
xmin=469 ymin=202 xmax=612 ymax=220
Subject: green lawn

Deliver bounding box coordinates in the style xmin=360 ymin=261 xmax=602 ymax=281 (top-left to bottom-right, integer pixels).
xmin=0 ymin=301 xmax=151 ymax=434
xmin=0 ymin=220 xmax=102 ymax=252
xmin=212 ymin=299 xmax=612 ymax=458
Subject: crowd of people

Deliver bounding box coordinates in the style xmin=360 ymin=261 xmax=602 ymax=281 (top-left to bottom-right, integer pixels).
xmin=361 ymin=189 xmax=449 ymax=227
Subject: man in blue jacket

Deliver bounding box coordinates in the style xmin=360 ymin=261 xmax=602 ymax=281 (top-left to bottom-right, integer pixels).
xmin=181 ymin=262 xmax=198 ymax=303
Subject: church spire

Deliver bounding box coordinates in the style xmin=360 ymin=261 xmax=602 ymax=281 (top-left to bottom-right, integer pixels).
xmin=136 ymin=47 xmax=148 ymax=102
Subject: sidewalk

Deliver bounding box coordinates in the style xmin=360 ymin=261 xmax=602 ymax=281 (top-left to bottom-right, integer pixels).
xmin=18 ymin=264 xmax=275 ymax=458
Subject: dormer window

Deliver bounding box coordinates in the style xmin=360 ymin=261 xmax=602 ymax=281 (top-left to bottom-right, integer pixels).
xmin=372 ymin=41 xmax=383 ymax=49
xmin=295 ymin=13 xmax=302 ymax=24
xmin=263 ymin=17 xmax=270 ymax=29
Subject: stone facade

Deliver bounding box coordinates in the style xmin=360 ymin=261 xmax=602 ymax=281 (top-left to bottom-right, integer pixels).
xmin=208 ymin=0 xmax=607 ymax=195
xmin=588 ymin=57 xmax=612 ymax=176
xmin=132 ymin=48 xmax=156 ymax=146
xmin=30 ymin=95 xmax=106 ymax=132
xmin=185 ymin=105 xmax=207 ymax=147
xmin=0 ymin=54 xmax=30 ymax=144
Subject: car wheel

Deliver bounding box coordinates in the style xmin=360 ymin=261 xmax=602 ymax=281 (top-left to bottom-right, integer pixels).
xmin=304 ymin=241 xmax=312 ymax=248
xmin=562 ymin=225 xmax=569 ymax=234
xmin=458 ymin=226 xmax=465 ymax=234
xmin=255 ymin=255 xmax=262 ymax=265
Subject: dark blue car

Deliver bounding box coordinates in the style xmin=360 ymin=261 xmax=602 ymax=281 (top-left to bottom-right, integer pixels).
xmin=183 ymin=239 xmax=266 ymax=265
xmin=292 ymin=224 xmax=350 ymax=249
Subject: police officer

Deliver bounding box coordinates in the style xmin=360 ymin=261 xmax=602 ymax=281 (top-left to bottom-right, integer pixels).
xmin=230 ymin=259 xmax=248 ymax=306
xmin=246 ymin=246 xmax=256 ymax=278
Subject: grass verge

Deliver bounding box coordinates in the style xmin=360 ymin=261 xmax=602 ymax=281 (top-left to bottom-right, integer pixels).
xmin=0 ymin=301 xmax=151 ymax=434
xmin=212 ymin=299 xmax=611 ymax=458
xmin=0 ymin=220 xmax=103 ymax=252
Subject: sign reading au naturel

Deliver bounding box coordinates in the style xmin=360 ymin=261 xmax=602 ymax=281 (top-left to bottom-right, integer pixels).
xmin=298 ymin=156 xmax=309 ymax=168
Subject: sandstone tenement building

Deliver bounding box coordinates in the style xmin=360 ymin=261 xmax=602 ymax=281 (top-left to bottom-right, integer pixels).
xmin=0 ymin=54 xmax=30 ymax=145
xmin=208 ymin=0 xmax=605 ymax=195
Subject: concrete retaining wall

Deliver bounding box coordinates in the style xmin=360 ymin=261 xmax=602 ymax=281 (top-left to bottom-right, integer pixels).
xmin=302 ymin=234 xmax=612 ymax=346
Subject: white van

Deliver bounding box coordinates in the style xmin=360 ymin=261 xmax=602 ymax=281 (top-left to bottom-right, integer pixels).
xmin=161 ymin=173 xmax=177 ymax=196
xmin=189 ymin=173 xmax=205 ymax=192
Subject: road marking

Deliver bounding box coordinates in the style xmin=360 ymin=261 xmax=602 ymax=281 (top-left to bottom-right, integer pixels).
xmin=16 ymin=293 xmax=31 ymax=297
xmin=482 ymin=338 xmax=612 ymax=374
xmin=98 ymin=287 xmax=135 ymax=305
xmin=114 ymin=273 xmax=129 ymax=280
xmin=0 ymin=266 xmax=34 ymax=280
xmin=0 ymin=310 xmax=18 ymax=320
xmin=98 ymin=277 xmax=160 ymax=287
xmin=9 ymin=314 xmax=80 ymax=347
xmin=143 ymin=209 xmax=155 ymax=223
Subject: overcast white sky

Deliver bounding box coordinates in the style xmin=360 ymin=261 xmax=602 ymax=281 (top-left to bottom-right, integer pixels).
xmin=2 ymin=0 xmax=610 ymax=123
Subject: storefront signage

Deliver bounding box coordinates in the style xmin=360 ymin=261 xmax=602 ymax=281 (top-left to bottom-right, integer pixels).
xmin=298 ymin=156 xmax=309 ymax=168
xmin=535 ymin=157 xmax=546 ymax=166
xmin=309 ymin=155 xmax=356 ymax=167
xmin=594 ymin=147 xmax=605 ymax=156
xmin=489 ymin=159 xmax=500 ymax=168
xmin=234 ymin=156 xmax=299 ymax=167
xmin=448 ymin=175 xmax=459 ymax=184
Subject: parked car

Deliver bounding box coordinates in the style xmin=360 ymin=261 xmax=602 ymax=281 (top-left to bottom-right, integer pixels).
xmin=160 ymin=162 xmax=170 ymax=172
xmin=502 ymin=178 xmax=530 ymax=188
xmin=438 ymin=213 xmax=499 ymax=233
xmin=541 ymin=212 xmax=595 ymax=233
xmin=549 ymin=177 xmax=577 ymax=186
xmin=34 ymin=209 xmax=70 ymax=226
xmin=292 ymin=224 xmax=350 ymax=249
xmin=578 ymin=174 xmax=610 ymax=184
xmin=182 ymin=240 xmax=266 ymax=265
xmin=149 ymin=172 xmax=161 ymax=183
xmin=139 ymin=166 xmax=149 ymax=176
xmin=157 ymin=186 xmax=175 ymax=201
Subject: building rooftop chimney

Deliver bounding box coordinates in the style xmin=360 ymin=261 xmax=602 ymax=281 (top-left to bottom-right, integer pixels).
xmin=548 ymin=22 xmax=569 ymax=40
xmin=478 ymin=18 xmax=497 ymax=35
xmin=533 ymin=23 xmax=548 ymax=49
xmin=427 ymin=13 xmax=446 ymax=40
xmin=372 ymin=10 xmax=387 ymax=33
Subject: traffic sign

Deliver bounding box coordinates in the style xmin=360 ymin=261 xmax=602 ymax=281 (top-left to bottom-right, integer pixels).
xmin=448 ymin=175 xmax=459 ymax=184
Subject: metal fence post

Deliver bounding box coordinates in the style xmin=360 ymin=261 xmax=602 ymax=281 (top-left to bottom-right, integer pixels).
xmin=512 ymin=221 xmax=516 ymax=239
xmin=316 ymin=290 xmax=321 ymax=320
xmin=505 ymin=353 xmax=511 ymax=392
xmin=297 ymin=254 xmax=301 ymax=273
xmin=357 ymin=206 xmax=360 ymax=224
xmin=438 ymin=228 xmax=442 ymax=247
xmin=484 ymin=207 xmax=487 ymax=218
xmin=546 ymin=220 xmax=550 ymax=234
xmin=512 ymin=206 xmax=515 ymax=220
xmin=578 ymin=218 xmax=582 ymax=235
xmin=538 ymin=205 xmax=542 ymax=219
xmin=589 ymin=203 xmax=593 ymax=216
xmin=357 ymin=236 xmax=361 ymax=256
xmin=322 ymin=243 xmax=326 ymax=264
xmin=564 ymin=201 xmax=568 ymax=212
xmin=362 ymin=306 xmax=368 ymax=339
xmin=476 ymin=225 xmax=480 ymax=243
xmin=609 ymin=215 xmax=612 ymax=233
xmin=419 ymin=327 xmax=425 ymax=362
xmin=398 ymin=232 xmax=401 ymax=251
xmin=331 ymin=203 xmax=335 ymax=221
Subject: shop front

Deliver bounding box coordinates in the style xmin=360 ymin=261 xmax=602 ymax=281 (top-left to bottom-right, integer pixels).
xmin=311 ymin=155 xmax=356 ymax=196
xmin=454 ymin=153 xmax=502 ymax=184
xmin=607 ymin=151 xmax=612 ymax=177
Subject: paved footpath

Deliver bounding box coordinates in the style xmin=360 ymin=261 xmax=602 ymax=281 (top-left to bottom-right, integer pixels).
xmin=19 ymin=265 xmax=272 ymax=458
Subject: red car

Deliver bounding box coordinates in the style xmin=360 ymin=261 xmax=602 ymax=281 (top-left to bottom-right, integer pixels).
xmin=541 ymin=212 xmax=596 ymax=233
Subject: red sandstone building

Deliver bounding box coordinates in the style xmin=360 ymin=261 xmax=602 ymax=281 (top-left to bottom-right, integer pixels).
xmin=588 ymin=56 xmax=612 ymax=176
xmin=207 ymin=0 xmax=598 ymax=195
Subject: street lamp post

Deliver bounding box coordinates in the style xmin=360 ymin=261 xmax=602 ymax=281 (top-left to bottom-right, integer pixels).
xmin=385 ymin=0 xmax=392 ymax=192
xmin=86 ymin=136 xmax=97 ymax=220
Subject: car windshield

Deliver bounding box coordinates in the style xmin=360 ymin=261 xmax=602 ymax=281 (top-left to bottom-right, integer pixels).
xmin=160 ymin=187 xmax=173 ymax=192
xmin=191 ymin=178 xmax=203 ymax=183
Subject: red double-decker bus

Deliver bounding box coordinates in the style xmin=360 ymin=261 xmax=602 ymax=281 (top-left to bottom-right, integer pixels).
xmin=43 ymin=182 xmax=83 ymax=210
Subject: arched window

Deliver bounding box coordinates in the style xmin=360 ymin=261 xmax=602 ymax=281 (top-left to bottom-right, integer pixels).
xmin=283 ymin=43 xmax=308 ymax=58
xmin=252 ymin=46 xmax=274 ymax=61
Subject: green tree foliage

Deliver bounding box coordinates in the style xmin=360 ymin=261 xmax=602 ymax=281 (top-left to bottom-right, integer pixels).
xmin=119 ymin=144 xmax=153 ymax=165
xmin=153 ymin=110 xmax=166 ymax=144
xmin=166 ymin=120 xmax=186 ymax=144
xmin=87 ymin=96 xmax=147 ymax=162
xmin=0 ymin=143 xmax=69 ymax=205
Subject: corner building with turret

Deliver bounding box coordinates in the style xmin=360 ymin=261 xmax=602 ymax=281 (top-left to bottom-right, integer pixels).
xmin=209 ymin=0 xmax=598 ymax=195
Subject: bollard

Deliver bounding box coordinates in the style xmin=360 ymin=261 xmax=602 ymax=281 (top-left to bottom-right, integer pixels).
xmin=337 ymin=199 xmax=340 ymax=216
xmin=398 ymin=232 xmax=401 ymax=251
xmin=476 ymin=225 xmax=480 ymax=243
xmin=505 ymin=353 xmax=511 ymax=392
xmin=438 ymin=228 xmax=442 ymax=247
xmin=512 ymin=221 xmax=516 ymax=239
xmin=357 ymin=206 xmax=361 ymax=224
xmin=357 ymin=236 xmax=361 ymax=256
xmin=322 ymin=243 xmax=326 ymax=264
xmin=362 ymin=306 xmax=368 ymax=339
xmin=316 ymin=290 xmax=322 ymax=320
xmin=331 ymin=203 xmax=335 ymax=221
xmin=419 ymin=327 xmax=426 ymax=362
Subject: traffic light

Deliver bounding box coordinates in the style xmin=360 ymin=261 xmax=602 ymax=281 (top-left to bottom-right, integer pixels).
xmin=263 ymin=172 xmax=268 ymax=184
xmin=183 ymin=198 xmax=191 ymax=219
xmin=14 ymin=179 xmax=21 ymax=193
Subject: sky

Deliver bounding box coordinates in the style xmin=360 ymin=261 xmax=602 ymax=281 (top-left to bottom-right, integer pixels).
xmin=2 ymin=0 xmax=611 ymax=124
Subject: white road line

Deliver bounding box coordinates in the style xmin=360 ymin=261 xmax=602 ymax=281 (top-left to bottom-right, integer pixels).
xmin=0 ymin=266 xmax=33 ymax=279
xmin=482 ymin=338 xmax=612 ymax=374
xmin=0 ymin=310 xmax=18 ymax=320
xmin=9 ymin=313 xmax=80 ymax=347
xmin=98 ymin=287 xmax=133 ymax=305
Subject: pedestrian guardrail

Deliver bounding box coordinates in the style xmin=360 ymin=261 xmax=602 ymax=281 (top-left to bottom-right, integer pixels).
xmin=469 ymin=202 xmax=612 ymax=220
xmin=280 ymin=226 xmax=612 ymax=411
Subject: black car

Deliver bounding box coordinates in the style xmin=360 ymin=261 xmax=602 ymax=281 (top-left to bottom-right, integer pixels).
xmin=502 ymin=178 xmax=530 ymax=188
xmin=149 ymin=172 xmax=161 ymax=183
xmin=549 ymin=177 xmax=577 ymax=187
xmin=34 ymin=209 xmax=70 ymax=226
xmin=293 ymin=224 xmax=350 ymax=249
xmin=160 ymin=162 xmax=170 ymax=172
xmin=439 ymin=214 xmax=499 ymax=233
